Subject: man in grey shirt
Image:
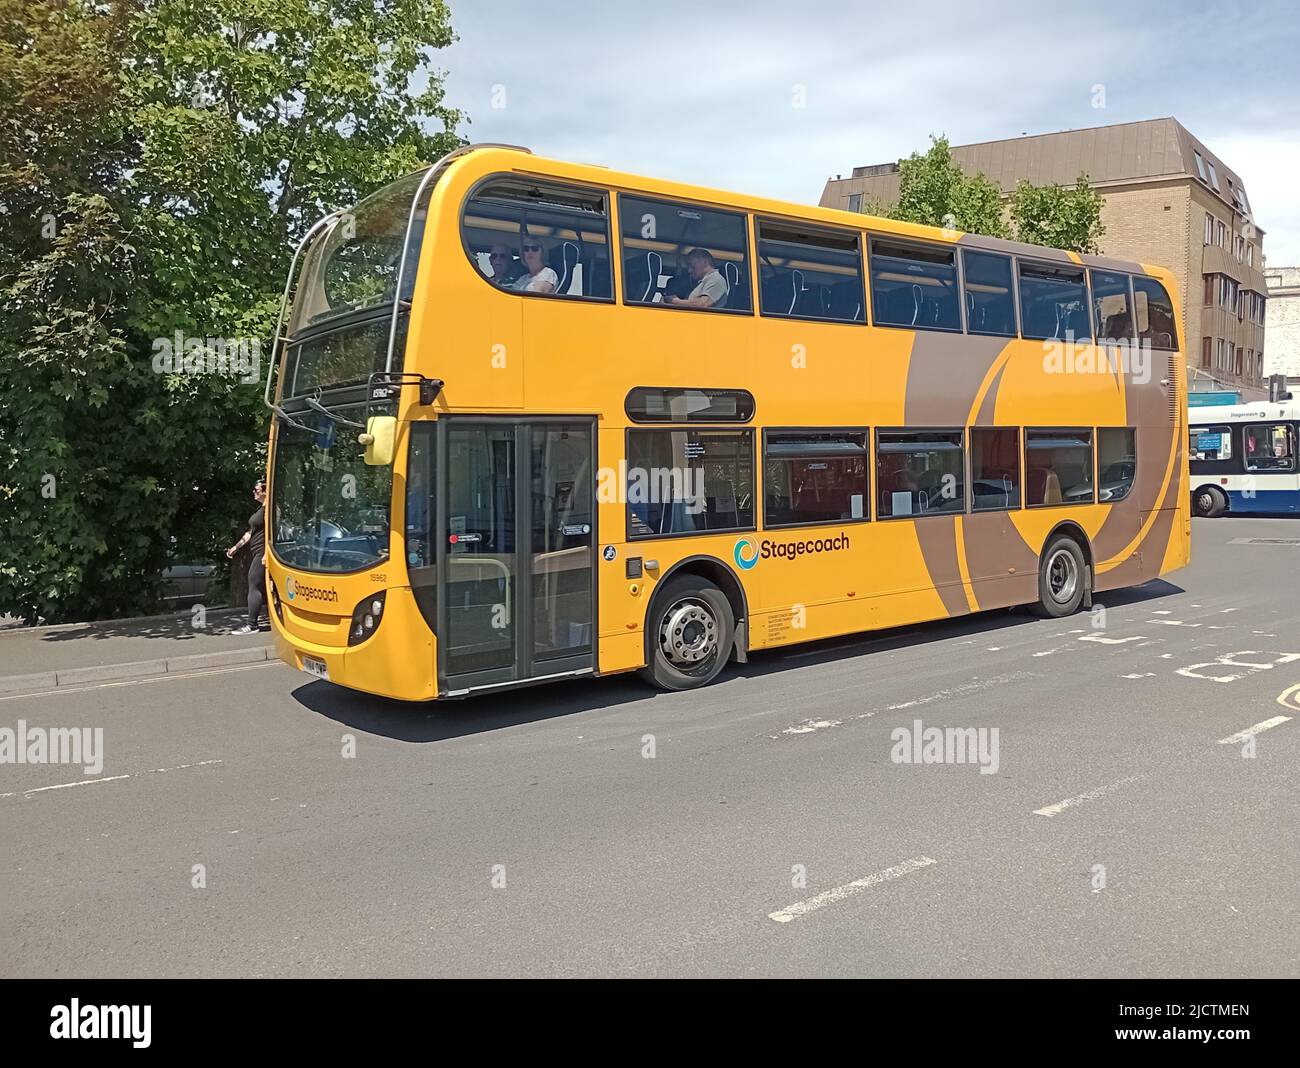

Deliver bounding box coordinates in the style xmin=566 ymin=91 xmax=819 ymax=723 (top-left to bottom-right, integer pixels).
xmin=669 ymin=248 xmax=729 ymax=309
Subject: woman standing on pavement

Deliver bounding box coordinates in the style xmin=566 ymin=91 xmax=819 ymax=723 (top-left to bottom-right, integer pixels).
xmin=226 ymin=479 xmax=268 ymax=633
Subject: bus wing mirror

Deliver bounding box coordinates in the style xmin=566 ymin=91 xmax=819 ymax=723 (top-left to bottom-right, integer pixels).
xmin=359 ymin=415 xmax=397 ymax=466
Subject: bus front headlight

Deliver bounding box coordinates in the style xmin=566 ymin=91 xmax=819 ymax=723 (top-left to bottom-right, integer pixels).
xmin=348 ymin=590 xmax=387 ymax=646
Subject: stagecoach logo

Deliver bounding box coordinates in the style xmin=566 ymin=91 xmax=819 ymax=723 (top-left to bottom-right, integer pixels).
xmin=283 ymin=576 xmax=338 ymax=604
xmin=735 ymin=534 xmax=851 ymax=570
xmin=734 ymin=537 xmax=760 ymax=571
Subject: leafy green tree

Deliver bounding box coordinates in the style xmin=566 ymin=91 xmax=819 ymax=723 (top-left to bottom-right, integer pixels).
xmin=868 ymin=136 xmax=1008 ymax=239
xmin=0 ymin=0 xmax=463 ymax=623
xmin=1009 ymin=175 xmax=1106 ymax=254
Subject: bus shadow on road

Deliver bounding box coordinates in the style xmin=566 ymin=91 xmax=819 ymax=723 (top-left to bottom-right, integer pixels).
xmin=290 ymin=578 xmax=1185 ymax=743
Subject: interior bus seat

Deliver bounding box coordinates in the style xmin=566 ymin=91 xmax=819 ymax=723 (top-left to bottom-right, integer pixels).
xmin=828 ymin=281 xmax=862 ymax=321
xmin=551 ymin=241 xmax=581 ymax=295
xmin=624 ymin=251 xmax=663 ymax=303
xmin=722 ymin=261 xmax=743 ymax=309
xmin=1027 ymin=468 xmax=1063 ymax=505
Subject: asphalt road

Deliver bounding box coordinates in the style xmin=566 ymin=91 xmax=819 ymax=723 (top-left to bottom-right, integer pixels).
xmin=3 ymin=516 xmax=1298 ymax=977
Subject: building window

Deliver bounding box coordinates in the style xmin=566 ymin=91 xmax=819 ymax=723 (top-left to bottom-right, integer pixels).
xmin=1097 ymin=428 xmax=1136 ymax=502
xmin=1216 ymin=220 xmax=1226 ymax=247
xmin=847 ymin=193 xmax=862 ymax=213
xmin=625 ymin=429 xmax=754 ymax=538
xmin=1201 ymin=336 xmax=1212 ymax=369
xmin=763 ymin=430 xmax=870 ymax=527
xmin=1204 ymin=213 xmax=1214 ymax=245
xmin=462 ymin=177 xmax=613 ymax=299
xmin=757 ymin=220 xmax=865 ymax=323
xmin=618 ymin=194 xmax=752 ymax=312
xmin=1018 ymin=261 xmax=1092 ymax=341
xmin=962 ymin=250 xmax=1017 ymax=337
xmin=868 ymin=239 xmax=961 ymax=331
xmin=876 ymin=430 xmax=965 ymax=517
xmin=1194 ymin=151 xmax=1207 ymax=182
xmin=970 ymin=427 xmax=1021 ymax=511
xmin=1203 ymin=274 xmax=1214 ymax=307
xmin=1207 ymin=161 xmax=1220 ymax=191
xmin=1025 ymin=429 xmax=1094 ymax=506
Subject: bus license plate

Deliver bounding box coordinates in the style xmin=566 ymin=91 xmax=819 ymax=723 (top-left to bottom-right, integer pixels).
xmin=301 ymin=656 xmax=329 ymax=681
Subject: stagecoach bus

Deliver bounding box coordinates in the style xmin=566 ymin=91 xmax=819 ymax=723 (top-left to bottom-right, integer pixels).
xmin=262 ymin=143 xmax=1190 ymax=701
xmin=1189 ymin=401 xmax=1300 ymax=516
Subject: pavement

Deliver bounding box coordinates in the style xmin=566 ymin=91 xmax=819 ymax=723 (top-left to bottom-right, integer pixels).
xmin=0 ymin=610 xmax=273 ymax=692
xmin=1 ymin=515 xmax=1298 ymax=977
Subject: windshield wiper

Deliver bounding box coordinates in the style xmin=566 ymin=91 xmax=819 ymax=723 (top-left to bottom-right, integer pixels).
xmin=305 ymin=395 xmax=364 ymax=429
xmin=272 ymin=404 xmax=316 ymax=434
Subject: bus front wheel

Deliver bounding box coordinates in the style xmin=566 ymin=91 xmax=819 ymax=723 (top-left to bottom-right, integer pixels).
xmin=640 ymin=576 xmax=734 ymax=691
xmin=1032 ymin=536 xmax=1087 ymax=618
xmin=1193 ymin=485 xmax=1228 ymax=518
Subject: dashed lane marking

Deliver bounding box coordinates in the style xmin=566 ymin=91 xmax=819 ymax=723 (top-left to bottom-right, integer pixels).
xmin=768 ymin=856 xmax=937 ymax=923
xmin=1217 ymin=716 xmax=1292 ymax=746
xmin=1033 ymin=776 xmax=1143 ymax=818
xmin=1 ymin=759 xmax=224 ymax=800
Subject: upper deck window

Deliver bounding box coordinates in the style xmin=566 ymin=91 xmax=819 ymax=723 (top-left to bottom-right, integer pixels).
xmin=757 ymin=221 xmax=864 ymax=323
xmin=462 ymin=178 xmax=612 ymax=299
xmin=1132 ymin=276 xmax=1179 ymax=351
xmin=869 ymin=239 xmax=961 ymax=331
xmin=1090 ymin=270 xmax=1135 ymax=343
xmin=619 ymin=195 xmax=752 ymax=313
xmin=1017 ymin=261 xmax=1093 ymax=343
xmin=962 ymin=250 xmax=1017 ymax=337
xmin=625 ymin=387 xmax=755 ymax=424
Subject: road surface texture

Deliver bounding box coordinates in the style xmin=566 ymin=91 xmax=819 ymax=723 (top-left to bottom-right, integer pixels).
xmin=3 ymin=516 xmax=1298 ymax=977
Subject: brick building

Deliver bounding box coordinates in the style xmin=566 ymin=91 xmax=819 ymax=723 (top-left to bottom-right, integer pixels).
xmin=820 ymin=118 xmax=1268 ymax=397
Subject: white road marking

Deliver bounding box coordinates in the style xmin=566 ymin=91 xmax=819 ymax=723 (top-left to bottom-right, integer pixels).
xmin=1177 ymin=651 xmax=1300 ymax=684
xmin=768 ymin=856 xmax=937 ymax=923
xmin=1078 ymin=633 xmax=1146 ymax=645
xmin=781 ymin=718 xmax=842 ymax=736
xmin=0 ymin=660 xmax=281 ymax=702
xmin=882 ymin=672 xmax=1035 ymax=712
xmin=0 ymin=759 xmax=223 ymax=800
xmin=1149 ymin=619 xmax=1201 ymax=627
xmin=1033 ymin=776 xmax=1142 ymax=818
xmin=1278 ymin=684 xmax=1300 ymax=713
xmin=1152 ymin=610 xmax=1172 ymax=615
xmin=1217 ymin=716 xmax=1292 ymax=745
xmin=1121 ymin=673 xmax=1155 ymax=679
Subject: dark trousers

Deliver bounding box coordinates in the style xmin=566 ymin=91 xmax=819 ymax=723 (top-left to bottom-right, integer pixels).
xmin=247 ymin=562 xmax=267 ymax=628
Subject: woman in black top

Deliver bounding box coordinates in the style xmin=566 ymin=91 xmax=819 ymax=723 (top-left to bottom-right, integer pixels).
xmin=226 ymin=480 xmax=267 ymax=633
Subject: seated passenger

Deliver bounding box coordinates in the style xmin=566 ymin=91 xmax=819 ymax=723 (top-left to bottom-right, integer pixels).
xmin=668 ymin=248 xmax=729 ymax=309
xmin=511 ymin=238 xmax=558 ymax=294
xmin=487 ymin=244 xmax=517 ymax=285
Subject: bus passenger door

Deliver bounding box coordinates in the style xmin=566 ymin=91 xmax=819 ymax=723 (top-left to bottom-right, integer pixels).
xmin=438 ymin=420 xmax=595 ymax=695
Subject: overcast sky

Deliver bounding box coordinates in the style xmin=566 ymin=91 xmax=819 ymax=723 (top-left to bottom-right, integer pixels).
xmin=434 ymin=0 xmax=1300 ymax=266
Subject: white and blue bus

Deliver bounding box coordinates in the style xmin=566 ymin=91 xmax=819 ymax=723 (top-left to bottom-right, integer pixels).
xmin=1189 ymin=401 xmax=1300 ymax=516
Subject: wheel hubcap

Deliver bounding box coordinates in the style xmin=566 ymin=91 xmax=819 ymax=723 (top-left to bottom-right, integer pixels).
xmin=1046 ymin=548 xmax=1079 ymax=604
xmin=659 ymin=599 xmax=718 ymax=667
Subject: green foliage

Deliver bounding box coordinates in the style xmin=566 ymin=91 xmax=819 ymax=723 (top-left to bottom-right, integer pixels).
xmin=0 ymin=0 xmax=463 ymax=623
xmin=873 ymin=136 xmax=1008 ymax=239
xmin=1009 ymin=175 xmax=1106 ymax=254
xmin=862 ymin=136 xmax=1106 ymax=253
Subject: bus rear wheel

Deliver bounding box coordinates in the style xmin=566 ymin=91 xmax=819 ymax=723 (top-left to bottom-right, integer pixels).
xmin=1032 ymin=536 xmax=1087 ymax=618
xmin=1193 ymin=485 xmax=1227 ymax=518
xmin=640 ymin=576 xmax=734 ymax=691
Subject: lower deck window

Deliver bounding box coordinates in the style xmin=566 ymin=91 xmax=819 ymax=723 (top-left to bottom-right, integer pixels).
xmin=970 ymin=427 xmax=1021 ymax=511
xmin=764 ymin=431 xmax=869 ymax=527
xmin=1098 ymin=428 xmax=1136 ymax=501
xmin=1026 ymin=429 xmax=1094 ymax=506
xmin=876 ymin=430 xmax=964 ymax=517
xmin=626 ymin=429 xmax=754 ymax=537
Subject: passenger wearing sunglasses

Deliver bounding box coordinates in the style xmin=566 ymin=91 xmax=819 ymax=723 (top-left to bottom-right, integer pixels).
xmin=511 ymin=237 xmax=557 ymax=294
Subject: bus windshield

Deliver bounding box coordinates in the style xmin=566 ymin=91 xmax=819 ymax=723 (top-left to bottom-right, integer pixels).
xmin=271 ymin=406 xmax=393 ymax=573
xmin=289 ymin=168 xmax=430 ymax=335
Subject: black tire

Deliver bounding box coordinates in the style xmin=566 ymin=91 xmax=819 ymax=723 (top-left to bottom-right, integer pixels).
xmin=638 ymin=575 xmax=735 ymax=691
xmin=1031 ymin=535 xmax=1087 ymax=618
xmin=1193 ymin=485 xmax=1228 ymax=518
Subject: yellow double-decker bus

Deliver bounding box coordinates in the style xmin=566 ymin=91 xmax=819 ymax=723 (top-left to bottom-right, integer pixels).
xmin=263 ymin=143 xmax=1189 ymax=701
